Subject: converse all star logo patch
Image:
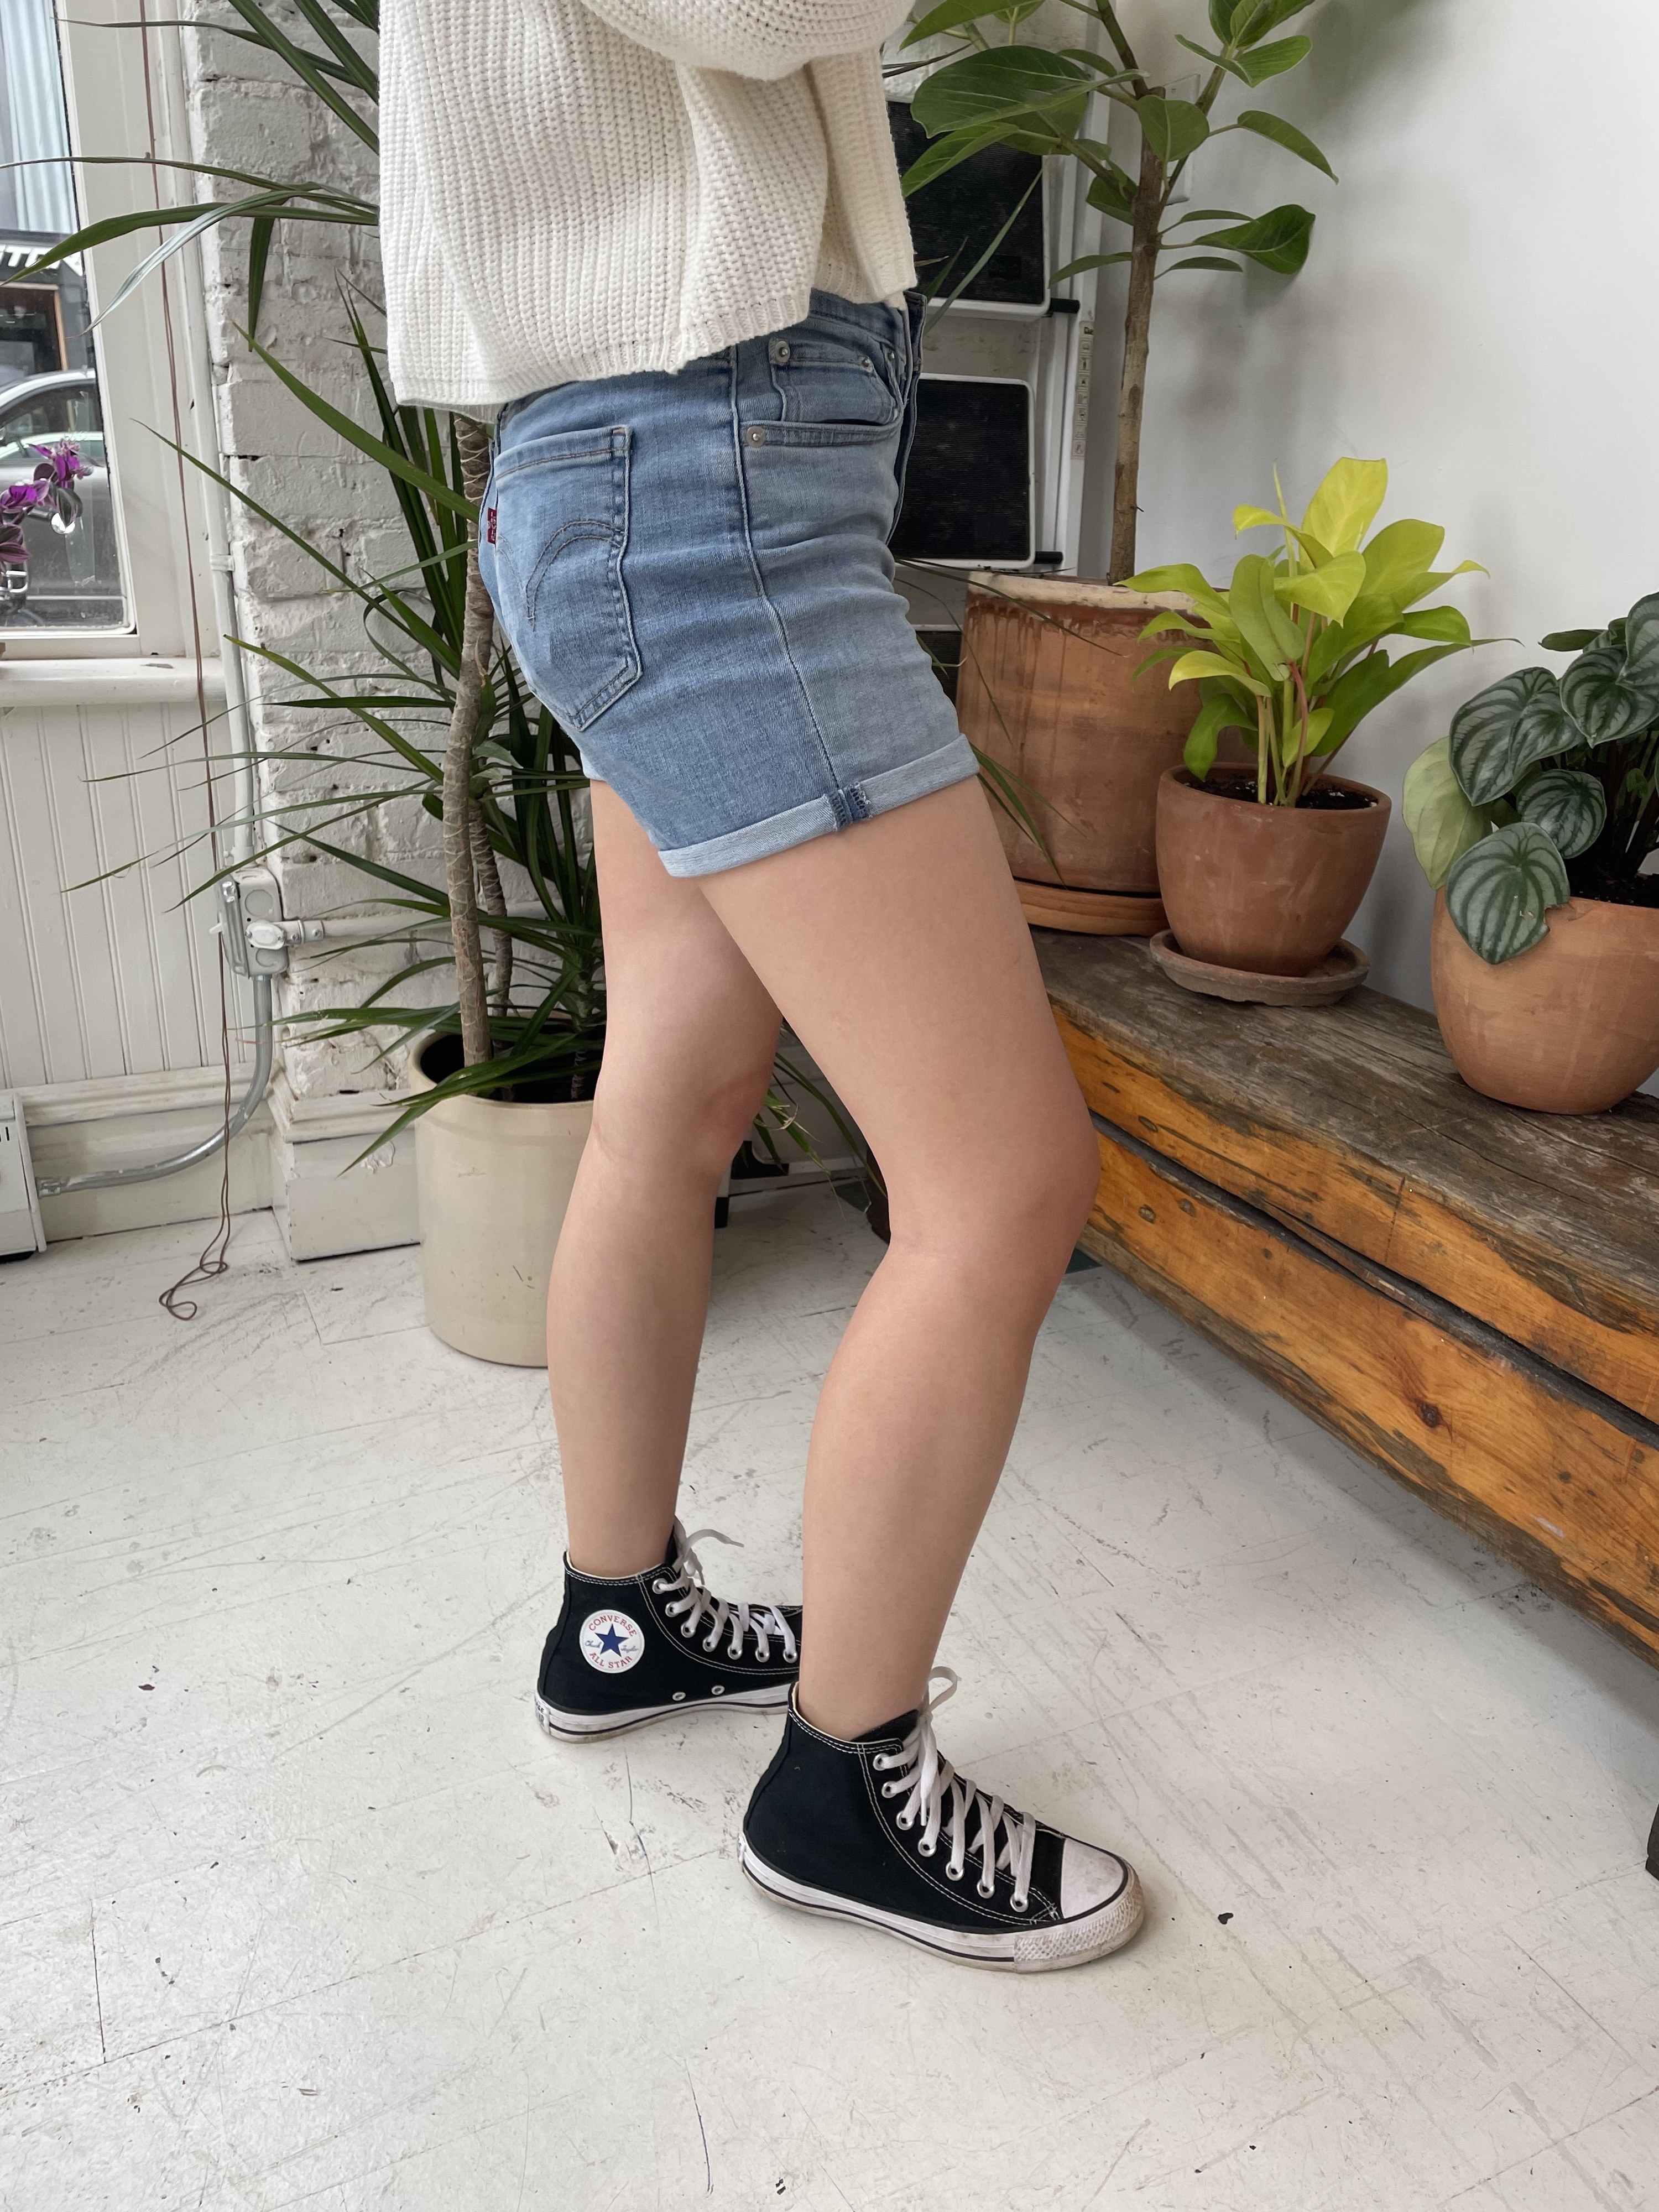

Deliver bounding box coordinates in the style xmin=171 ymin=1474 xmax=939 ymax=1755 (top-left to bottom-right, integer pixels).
xmin=578 ymin=1608 xmax=645 ymax=1674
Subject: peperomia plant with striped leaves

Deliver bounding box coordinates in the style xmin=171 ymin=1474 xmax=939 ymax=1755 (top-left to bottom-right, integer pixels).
xmin=1405 ymin=596 xmax=1659 ymax=963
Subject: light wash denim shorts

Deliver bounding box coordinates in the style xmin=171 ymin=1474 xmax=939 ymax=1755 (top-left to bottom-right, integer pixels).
xmin=479 ymin=291 xmax=978 ymax=877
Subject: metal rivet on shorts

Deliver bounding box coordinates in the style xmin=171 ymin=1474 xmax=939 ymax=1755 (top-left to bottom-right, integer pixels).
xmin=860 ymin=356 xmax=874 ymax=371
xmin=746 ymin=426 xmax=765 ymax=446
xmin=770 ymin=339 xmax=791 ymax=362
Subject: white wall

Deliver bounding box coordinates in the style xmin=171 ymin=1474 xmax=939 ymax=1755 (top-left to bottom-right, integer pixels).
xmin=1081 ymin=0 xmax=1659 ymax=1008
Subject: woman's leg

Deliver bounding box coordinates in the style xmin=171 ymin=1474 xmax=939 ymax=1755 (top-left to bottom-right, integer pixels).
xmin=546 ymin=789 xmax=781 ymax=1577
xmin=601 ymin=774 xmax=1102 ymax=1742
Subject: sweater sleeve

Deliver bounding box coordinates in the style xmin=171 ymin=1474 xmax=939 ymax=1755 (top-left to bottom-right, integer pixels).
xmin=574 ymin=0 xmax=913 ymax=80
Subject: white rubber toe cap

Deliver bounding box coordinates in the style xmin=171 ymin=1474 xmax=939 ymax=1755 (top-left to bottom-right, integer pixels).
xmin=1058 ymin=1838 xmax=1131 ymax=1918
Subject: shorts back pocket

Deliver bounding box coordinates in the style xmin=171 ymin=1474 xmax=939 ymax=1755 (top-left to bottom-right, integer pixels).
xmin=482 ymin=426 xmax=640 ymax=733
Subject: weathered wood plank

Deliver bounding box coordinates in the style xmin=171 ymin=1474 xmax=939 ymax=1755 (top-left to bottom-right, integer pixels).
xmin=1081 ymin=1118 xmax=1659 ymax=1671
xmin=1041 ymin=934 xmax=1659 ymax=1420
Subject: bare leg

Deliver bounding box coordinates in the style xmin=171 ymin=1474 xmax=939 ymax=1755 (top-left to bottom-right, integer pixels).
xmin=585 ymin=778 xmax=1099 ymax=1740
xmin=546 ymin=790 xmax=781 ymax=1576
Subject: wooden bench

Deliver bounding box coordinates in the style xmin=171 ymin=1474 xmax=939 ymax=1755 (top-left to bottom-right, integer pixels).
xmin=1037 ymin=932 xmax=1659 ymax=1875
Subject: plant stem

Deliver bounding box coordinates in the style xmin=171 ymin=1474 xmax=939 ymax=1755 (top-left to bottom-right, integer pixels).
xmin=1108 ymin=122 xmax=1164 ymax=581
xmin=444 ymin=414 xmax=494 ymax=1066
xmin=471 ymin=809 xmax=512 ymax=1014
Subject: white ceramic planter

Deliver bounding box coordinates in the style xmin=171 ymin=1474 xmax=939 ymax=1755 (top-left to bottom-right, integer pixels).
xmin=409 ymin=1042 xmax=593 ymax=1366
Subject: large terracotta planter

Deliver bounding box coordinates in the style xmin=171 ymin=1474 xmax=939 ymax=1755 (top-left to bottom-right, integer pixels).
xmin=409 ymin=1037 xmax=594 ymax=1365
xmin=1156 ymin=768 xmax=1391 ymax=977
xmin=1431 ymin=890 xmax=1659 ymax=1113
xmin=957 ymin=576 xmax=1199 ymax=901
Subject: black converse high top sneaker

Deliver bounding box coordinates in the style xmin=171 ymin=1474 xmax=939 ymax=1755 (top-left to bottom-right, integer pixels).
xmin=536 ymin=1521 xmax=801 ymax=1740
xmin=740 ymin=1671 xmax=1144 ymax=1971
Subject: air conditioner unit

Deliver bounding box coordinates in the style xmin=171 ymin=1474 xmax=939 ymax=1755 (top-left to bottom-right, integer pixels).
xmin=888 ymin=103 xmax=1048 ymax=318
xmin=891 ymin=373 xmax=1035 ymax=569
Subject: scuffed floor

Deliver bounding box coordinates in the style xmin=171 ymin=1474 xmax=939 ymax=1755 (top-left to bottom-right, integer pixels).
xmin=2 ymin=1189 xmax=1657 ymax=2211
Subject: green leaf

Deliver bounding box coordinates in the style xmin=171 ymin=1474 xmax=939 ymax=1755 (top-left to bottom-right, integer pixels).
xmin=901 ymin=124 xmax=1006 ymax=194
xmin=1620 ymin=590 xmax=1659 ymax=687
xmin=1165 ymin=255 xmax=1245 ymax=274
xmin=1176 ymin=34 xmax=1250 ymax=83
xmin=1233 ymin=107 xmax=1334 ymax=175
xmin=1232 ymin=0 xmax=1323 ymax=44
xmin=1318 ymin=643 xmax=1470 ymax=752
xmin=1446 ymin=821 xmax=1571 ymax=964
xmin=1194 ymin=204 xmax=1315 ymax=275
xmin=1403 ymin=738 xmax=1494 ymax=889
xmin=1125 ymin=561 xmax=1238 ymax=633
xmin=1235 ymin=38 xmax=1314 ymax=87
xmin=1234 ymin=503 xmax=1285 ymax=534
xmin=1136 ymin=96 xmax=1211 ymax=164
xmin=1275 ymin=550 xmax=1366 ymax=622
xmin=1517 ymin=768 xmax=1606 ymax=860
xmin=1050 ymin=251 xmax=1133 ymax=281
xmin=1183 ymin=693 xmax=1245 ymax=779
xmin=1449 ymin=667 xmax=1577 ymax=803
xmin=1173 ymin=207 xmax=1251 ymax=224
xmin=1396 ymin=606 xmax=1473 ymax=645
xmin=1559 ymin=635 xmax=1659 ymax=747
xmin=1085 ymin=168 xmax=1137 ymax=222
xmin=911 ymin=48 xmax=1091 ymax=139
xmin=902 ymin=0 xmax=997 ymax=46
xmin=1232 ymin=552 xmax=1303 ymax=670
xmin=1359 ymin=518 xmax=1443 ymax=606
xmin=1169 ymin=650 xmax=1269 ymax=697
xmin=1209 ymin=0 xmax=1239 ymax=39
xmin=1303 ymin=458 xmax=1388 ymax=557
xmin=1539 ymin=628 xmax=1601 ymax=654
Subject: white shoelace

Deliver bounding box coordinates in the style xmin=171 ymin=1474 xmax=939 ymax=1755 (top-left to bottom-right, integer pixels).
xmin=871 ymin=1670 xmax=1038 ymax=1912
xmin=651 ymin=1525 xmax=799 ymax=1666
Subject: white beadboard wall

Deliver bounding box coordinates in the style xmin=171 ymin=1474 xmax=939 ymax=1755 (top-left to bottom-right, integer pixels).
xmin=0 ymin=674 xmax=249 ymax=1090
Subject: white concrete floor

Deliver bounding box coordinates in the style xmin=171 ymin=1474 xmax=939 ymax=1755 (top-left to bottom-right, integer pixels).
xmin=2 ymin=1190 xmax=1657 ymax=2212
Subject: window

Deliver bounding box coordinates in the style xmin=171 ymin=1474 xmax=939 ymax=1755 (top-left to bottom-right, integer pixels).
xmin=0 ymin=0 xmax=127 ymax=632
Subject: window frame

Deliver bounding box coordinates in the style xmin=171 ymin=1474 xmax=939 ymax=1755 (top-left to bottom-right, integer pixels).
xmin=2 ymin=2 xmax=216 ymax=662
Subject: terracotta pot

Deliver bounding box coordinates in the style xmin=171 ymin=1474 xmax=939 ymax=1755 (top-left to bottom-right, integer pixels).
xmin=956 ymin=576 xmax=1199 ymax=897
xmin=1431 ymin=890 xmax=1659 ymax=1113
xmin=1155 ymin=767 xmax=1390 ymax=978
xmin=410 ymin=1037 xmax=594 ymax=1365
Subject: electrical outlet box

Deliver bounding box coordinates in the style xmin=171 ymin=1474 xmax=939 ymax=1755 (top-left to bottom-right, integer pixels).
xmin=0 ymin=1093 xmax=46 ymax=1257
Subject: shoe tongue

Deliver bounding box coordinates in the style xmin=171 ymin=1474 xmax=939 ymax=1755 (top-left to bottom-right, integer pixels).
xmin=855 ymin=1709 xmax=917 ymax=1744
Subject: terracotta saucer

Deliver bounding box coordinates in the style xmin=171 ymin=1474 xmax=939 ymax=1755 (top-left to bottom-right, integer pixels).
xmin=1147 ymin=931 xmax=1370 ymax=1006
xmin=1018 ymin=882 xmax=1167 ymax=937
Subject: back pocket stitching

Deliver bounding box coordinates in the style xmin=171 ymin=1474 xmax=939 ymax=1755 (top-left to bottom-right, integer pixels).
xmin=505 ymin=433 xmax=640 ymax=731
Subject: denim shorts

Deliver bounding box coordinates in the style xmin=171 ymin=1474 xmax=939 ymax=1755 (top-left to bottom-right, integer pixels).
xmin=479 ymin=291 xmax=978 ymax=877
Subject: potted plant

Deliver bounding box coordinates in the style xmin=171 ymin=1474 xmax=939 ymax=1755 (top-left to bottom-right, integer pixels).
xmin=899 ymin=0 xmax=1340 ymax=926
xmin=1403 ymin=596 xmax=1659 ymax=1113
xmin=40 ymin=0 xmax=863 ymax=1359
xmin=1126 ymin=457 xmax=1484 ymax=987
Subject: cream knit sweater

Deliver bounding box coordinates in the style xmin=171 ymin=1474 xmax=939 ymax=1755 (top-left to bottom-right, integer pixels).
xmin=380 ymin=1 xmax=919 ymax=409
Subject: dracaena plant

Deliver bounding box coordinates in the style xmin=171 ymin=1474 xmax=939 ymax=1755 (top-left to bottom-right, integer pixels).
xmin=1126 ymin=458 xmax=1486 ymax=806
xmin=899 ymin=0 xmax=1337 ymax=578
xmin=1404 ymin=596 xmax=1659 ymax=964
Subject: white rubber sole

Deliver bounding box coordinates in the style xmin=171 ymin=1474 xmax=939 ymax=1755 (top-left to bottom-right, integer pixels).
xmin=536 ymin=1683 xmax=793 ymax=1741
xmin=738 ymin=1838 xmax=1145 ymax=1972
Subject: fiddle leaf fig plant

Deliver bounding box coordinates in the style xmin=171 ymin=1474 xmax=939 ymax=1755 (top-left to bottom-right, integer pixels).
xmin=899 ymin=0 xmax=1337 ymax=578
xmin=1405 ymin=592 xmax=1659 ymax=963
xmin=1126 ymin=457 xmax=1486 ymax=805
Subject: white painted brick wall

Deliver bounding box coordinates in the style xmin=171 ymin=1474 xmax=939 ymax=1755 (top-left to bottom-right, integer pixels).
xmin=180 ymin=1 xmax=450 ymax=1100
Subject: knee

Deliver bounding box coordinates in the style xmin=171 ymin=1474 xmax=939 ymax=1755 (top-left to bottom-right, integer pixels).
xmin=890 ymin=1091 xmax=1099 ymax=1293
xmin=591 ymin=1051 xmax=774 ymax=1185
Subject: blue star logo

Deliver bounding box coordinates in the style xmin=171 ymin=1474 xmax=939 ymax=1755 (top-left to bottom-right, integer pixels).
xmin=595 ymin=1624 xmax=628 ymax=1657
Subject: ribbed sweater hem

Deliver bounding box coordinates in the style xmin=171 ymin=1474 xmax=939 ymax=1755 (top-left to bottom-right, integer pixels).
xmin=390 ymin=262 xmax=914 ymax=414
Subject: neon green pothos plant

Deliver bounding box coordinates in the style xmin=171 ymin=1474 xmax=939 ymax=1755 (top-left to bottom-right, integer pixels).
xmin=1127 ymin=458 xmax=1487 ymax=806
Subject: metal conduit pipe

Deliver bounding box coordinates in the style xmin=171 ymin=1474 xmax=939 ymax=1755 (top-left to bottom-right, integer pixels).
xmin=36 ymin=975 xmax=275 ymax=1198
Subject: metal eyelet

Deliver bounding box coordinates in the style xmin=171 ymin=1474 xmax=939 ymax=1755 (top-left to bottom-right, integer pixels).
xmin=710 ymin=1684 xmax=724 ymax=1695
xmin=681 ymin=1624 xmax=694 ymax=1639
xmin=947 ymin=1865 xmax=964 ymax=1883
xmin=652 ymin=1579 xmax=670 ymax=1593
xmin=880 ymin=1782 xmax=899 ymax=1798
xmin=1010 ymin=1897 xmax=1029 ymax=1913
xmin=872 ymin=1755 xmax=891 ymax=1771
xmin=895 ymin=1813 xmax=914 ymax=1830
xmin=916 ymin=1839 xmax=936 ymax=1858
xmin=978 ymin=1883 xmax=995 ymax=1900
xmin=703 ymin=1636 xmax=719 ymax=1652
xmin=672 ymin=1691 xmax=686 ymax=1702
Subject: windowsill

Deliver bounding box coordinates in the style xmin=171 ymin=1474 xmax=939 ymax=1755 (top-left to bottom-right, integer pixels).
xmin=0 ymin=655 xmax=225 ymax=706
